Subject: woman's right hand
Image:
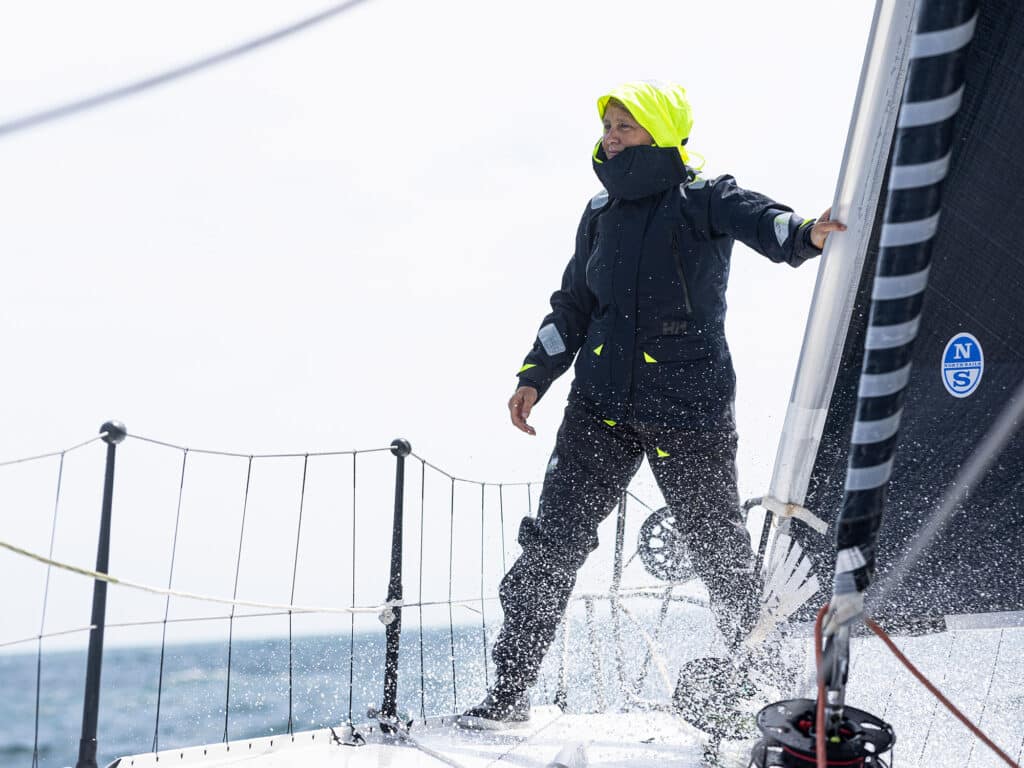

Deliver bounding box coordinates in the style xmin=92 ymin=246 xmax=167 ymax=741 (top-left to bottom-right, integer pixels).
xmin=508 ymin=386 xmax=539 ymax=435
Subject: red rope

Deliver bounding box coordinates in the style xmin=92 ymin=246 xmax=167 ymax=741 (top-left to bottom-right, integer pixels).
xmin=812 ymin=603 xmax=1021 ymax=768
xmin=814 ymin=604 xmax=828 ymax=768
xmin=865 ymin=618 xmax=1021 ymax=768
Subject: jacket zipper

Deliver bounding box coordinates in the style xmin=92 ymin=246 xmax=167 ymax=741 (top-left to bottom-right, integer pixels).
xmin=671 ymin=230 xmax=693 ymax=316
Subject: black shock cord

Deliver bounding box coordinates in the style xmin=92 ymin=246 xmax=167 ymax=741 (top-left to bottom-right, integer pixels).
xmin=153 ymin=449 xmax=189 ymax=753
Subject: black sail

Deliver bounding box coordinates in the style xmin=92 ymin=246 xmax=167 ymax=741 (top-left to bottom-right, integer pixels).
xmin=789 ymin=0 xmax=1024 ymax=629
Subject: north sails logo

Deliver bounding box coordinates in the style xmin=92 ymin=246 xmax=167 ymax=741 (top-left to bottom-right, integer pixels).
xmin=941 ymin=332 xmax=984 ymax=398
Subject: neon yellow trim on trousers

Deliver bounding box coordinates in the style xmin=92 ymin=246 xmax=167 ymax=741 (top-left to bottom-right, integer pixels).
xmin=603 ymin=419 xmax=617 ymax=427
xmin=656 ymin=447 xmax=670 ymax=458
xmin=644 ymin=352 xmax=657 ymax=363
xmin=593 ymin=344 xmax=604 ymax=356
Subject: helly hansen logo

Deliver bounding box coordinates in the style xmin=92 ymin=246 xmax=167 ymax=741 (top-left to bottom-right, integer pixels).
xmin=662 ymin=321 xmax=688 ymax=335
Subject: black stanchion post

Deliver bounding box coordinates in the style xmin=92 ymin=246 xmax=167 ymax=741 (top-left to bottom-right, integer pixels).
xmin=380 ymin=438 xmax=410 ymax=729
xmin=76 ymin=420 xmax=127 ymax=768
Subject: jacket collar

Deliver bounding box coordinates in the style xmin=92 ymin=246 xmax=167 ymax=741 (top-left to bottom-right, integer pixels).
xmin=593 ymin=144 xmax=691 ymax=201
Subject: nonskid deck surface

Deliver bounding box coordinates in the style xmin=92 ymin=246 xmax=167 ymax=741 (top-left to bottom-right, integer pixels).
xmin=113 ymin=707 xmax=713 ymax=768
xmin=113 ymin=627 xmax=1024 ymax=768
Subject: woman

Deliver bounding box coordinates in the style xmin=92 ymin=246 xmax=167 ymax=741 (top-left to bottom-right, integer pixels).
xmin=458 ymin=81 xmax=844 ymax=729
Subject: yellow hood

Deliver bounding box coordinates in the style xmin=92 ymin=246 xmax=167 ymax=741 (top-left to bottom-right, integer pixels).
xmin=597 ymin=81 xmax=693 ymax=164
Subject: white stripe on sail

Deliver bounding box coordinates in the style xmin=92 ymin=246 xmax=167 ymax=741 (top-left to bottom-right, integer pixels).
xmin=910 ymin=15 xmax=978 ymax=58
xmin=890 ymin=154 xmax=950 ymax=189
xmin=872 ymin=267 xmax=931 ymax=300
xmin=845 ymin=458 xmax=895 ymax=491
xmin=859 ymin=364 xmax=913 ymax=397
xmin=852 ymin=411 xmax=903 ymax=444
xmin=898 ymin=86 xmax=964 ymax=127
xmin=866 ymin=317 xmax=921 ymax=349
xmin=880 ymin=212 xmax=941 ymax=247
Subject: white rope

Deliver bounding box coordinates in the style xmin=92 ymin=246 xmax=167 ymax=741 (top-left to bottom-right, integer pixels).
xmin=0 ymin=538 xmax=385 ymax=615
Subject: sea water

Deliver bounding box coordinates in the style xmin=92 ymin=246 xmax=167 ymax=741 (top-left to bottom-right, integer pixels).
xmin=0 ymin=626 xmax=494 ymax=768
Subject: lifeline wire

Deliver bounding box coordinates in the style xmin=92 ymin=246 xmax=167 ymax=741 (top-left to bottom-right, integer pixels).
xmin=224 ymin=457 xmax=253 ymax=743
xmin=418 ymin=460 xmax=427 ymax=723
xmin=152 ymin=449 xmax=189 ymax=753
xmin=479 ymin=483 xmax=489 ymax=688
xmin=31 ymin=452 xmax=65 ymax=768
xmin=0 ymin=0 xmax=375 ymax=139
xmin=286 ymin=455 xmax=311 ymax=736
xmin=347 ymin=452 xmax=357 ymax=723
xmin=0 ymin=436 xmax=101 ymax=467
xmin=447 ymin=476 xmax=459 ymax=712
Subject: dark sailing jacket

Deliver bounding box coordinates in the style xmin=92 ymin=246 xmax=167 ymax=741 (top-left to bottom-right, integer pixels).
xmin=517 ymin=144 xmax=821 ymax=429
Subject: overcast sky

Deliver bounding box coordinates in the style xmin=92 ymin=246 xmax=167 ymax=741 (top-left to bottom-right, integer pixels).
xmin=0 ymin=0 xmax=876 ymax=650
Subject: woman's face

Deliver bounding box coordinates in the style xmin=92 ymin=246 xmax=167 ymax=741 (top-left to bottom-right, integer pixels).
xmin=601 ymin=103 xmax=654 ymax=159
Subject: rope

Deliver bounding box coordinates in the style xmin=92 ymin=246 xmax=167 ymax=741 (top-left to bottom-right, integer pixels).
xmin=812 ymin=605 xmax=1021 ymax=768
xmin=0 ymin=0 xmax=375 ymax=139
xmin=1 ymin=535 xmax=703 ymax=620
xmin=0 ymin=537 xmax=382 ymax=615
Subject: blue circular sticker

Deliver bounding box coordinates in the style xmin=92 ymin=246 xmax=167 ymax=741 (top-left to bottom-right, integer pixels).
xmin=941 ymin=332 xmax=984 ymax=398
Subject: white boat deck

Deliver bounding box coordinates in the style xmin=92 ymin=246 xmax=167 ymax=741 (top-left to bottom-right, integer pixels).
xmin=112 ymin=707 xmax=720 ymax=768
xmin=112 ymin=626 xmax=1024 ymax=768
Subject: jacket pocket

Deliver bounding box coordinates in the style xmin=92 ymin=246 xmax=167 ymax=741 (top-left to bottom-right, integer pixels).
xmin=640 ymin=335 xmax=713 ymax=402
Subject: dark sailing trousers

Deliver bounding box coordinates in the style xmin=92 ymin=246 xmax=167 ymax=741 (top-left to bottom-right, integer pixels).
xmin=491 ymin=402 xmax=761 ymax=698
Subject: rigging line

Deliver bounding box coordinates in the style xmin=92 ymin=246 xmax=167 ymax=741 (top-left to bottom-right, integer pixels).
xmin=3 ymin=610 xmax=306 ymax=649
xmin=0 ymin=625 xmax=96 ymax=651
xmin=625 ymin=489 xmax=656 ymax=513
xmin=128 ymin=433 xmax=390 ymax=459
xmin=0 ymin=435 xmax=102 ymax=467
xmin=498 ymin=484 xmax=507 ymax=573
xmin=411 ymin=452 xmax=537 ymax=487
xmin=0 ymin=0 xmax=375 ymax=140
xmin=866 ymin=618 xmax=1021 ymax=768
xmin=447 ymin=477 xmax=458 ymax=712
xmin=1 ymin=531 xmax=698 ymax=615
xmin=32 ymin=451 xmax=65 ymax=768
xmin=286 ymin=454 xmax=311 ymax=736
xmin=873 ymin=374 xmax=1024 ymax=608
xmin=225 ymin=456 xmax=252 ymax=744
xmin=479 ymin=483 xmax=489 ymax=688
xmin=347 ymin=452 xmax=356 ymax=724
xmin=0 ymin=535 xmax=503 ymax=614
xmin=153 ymin=449 xmax=189 ymax=754
xmin=417 ymin=459 xmax=427 ymax=723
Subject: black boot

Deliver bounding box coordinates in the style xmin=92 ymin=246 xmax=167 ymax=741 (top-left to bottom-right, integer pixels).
xmin=455 ymin=690 xmax=531 ymax=730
